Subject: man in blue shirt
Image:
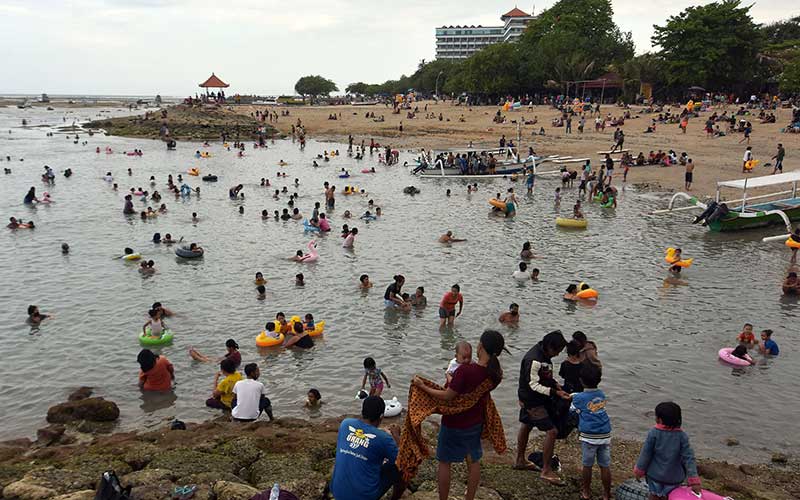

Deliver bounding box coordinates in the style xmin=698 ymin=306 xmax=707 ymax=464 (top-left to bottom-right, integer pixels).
xmin=759 ymin=329 xmax=780 ymax=355
xmin=330 ymin=396 xmax=404 ymax=500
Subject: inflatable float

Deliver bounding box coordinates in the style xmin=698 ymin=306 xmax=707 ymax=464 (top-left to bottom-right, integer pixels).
xmin=556 ymin=217 xmax=587 ymax=229
xmin=361 ymin=169 xmax=375 ymax=174
xmin=576 ymin=283 xmax=598 ymax=299
xmin=669 ymin=486 xmax=733 ymax=500
xmin=122 ymin=253 xmax=142 ymax=261
xmin=256 ymin=331 xmax=284 ymax=347
xmin=175 ymin=246 xmax=204 ymax=259
xmin=665 ymin=248 xmax=693 ymax=268
xmin=383 ymin=397 xmax=403 ymax=417
xmin=718 ymin=347 xmax=753 ymax=367
xmin=785 ymin=238 xmax=800 ymax=249
xmin=139 ymin=328 xmax=173 ymax=346
xmin=303 ymin=220 xmax=321 ymax=233
xmin=187 ymin=168 xmax=200 ymax=176
xmin=489 ymin=198 xmax=508 ymax=211
xmin=298 ymin=240 xmax=319 ymax=262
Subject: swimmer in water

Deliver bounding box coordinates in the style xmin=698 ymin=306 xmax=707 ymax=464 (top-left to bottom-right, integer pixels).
xmin=499 ymin=303 xmax=520 ymax=324
xmin=342 ymin=227 xmax=357 ymax=248
xmin=290 ymin=250 xmax=305 ymax=262
xmin=520 ymin=241 xmax=540 ymax=260
xmin=61 ymin=242 xmax=69 ymax=254
xmin=143 ymin=309 xmax=165 ymax=338
xmin=255 ymin=272 xmax=266 ymax=286
xmin=359 ymin=274 xmax=373 ymax=289
xmin=410 ymin=286 xmax=427 ymax=307
xmin=573 ymin=200 xmax=584 ymax=219
xmin=305 ymin=388 xmax=322 ymax=408
xmin=531 ymin=268 xmax=540 ymax=281
xmin=343 ymin=210 xmax=352 ymax=219
xmin=27 ymin=305 xmax=52 ymax=325
xmin=256 ymin=285 xmax=266 ymax=300
xmin=564 ymin=284 xmax=579 ymax=301
xmin=162 ymin=234 xmax=176 ymax=245
xmin=192 ymin=212 xmax=199 ymax=223
xmin=296 ymin=273 xmax=305 ymax=286
xmin=438 ymin=230 xmax=466 ymax=243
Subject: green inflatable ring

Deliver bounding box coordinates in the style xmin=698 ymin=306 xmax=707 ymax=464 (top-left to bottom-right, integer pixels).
xmin=601 ymin=197 xmax=615 ymax=209
xmin=139 ymin=328 xmax=173 ymax=346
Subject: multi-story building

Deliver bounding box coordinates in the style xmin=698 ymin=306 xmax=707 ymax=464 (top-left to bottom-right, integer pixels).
xmin=435 ymin=7 xmax=535 ymax=60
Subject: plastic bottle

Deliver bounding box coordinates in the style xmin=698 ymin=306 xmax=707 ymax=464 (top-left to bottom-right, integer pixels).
xmin=269 ymin=483 xmax=280 ymax=500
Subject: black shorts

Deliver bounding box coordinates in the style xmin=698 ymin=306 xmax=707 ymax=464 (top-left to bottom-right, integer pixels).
xmin=519 ymin=406 xmax=554 ymax=432
xmin=685 ymin=172 xmax=693 ymax=182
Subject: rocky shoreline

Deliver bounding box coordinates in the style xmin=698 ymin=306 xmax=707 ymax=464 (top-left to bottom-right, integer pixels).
xmin=0 ymin=389 xmax=797 ymax=500
xmin=84 ymin=105 xmax=278 ymax=142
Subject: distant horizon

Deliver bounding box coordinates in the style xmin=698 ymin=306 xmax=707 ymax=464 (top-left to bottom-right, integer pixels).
xmin=1 ymin=0 xmax=793 ymax=96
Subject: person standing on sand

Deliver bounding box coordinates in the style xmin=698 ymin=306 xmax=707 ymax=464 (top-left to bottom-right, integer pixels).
xmin=742 ymin=146 xmax=753 ymax=173
xmin=684 ymin=159 xmax=694 ymax=190
xmin=772 ymin=143 xmax=785 ymax=174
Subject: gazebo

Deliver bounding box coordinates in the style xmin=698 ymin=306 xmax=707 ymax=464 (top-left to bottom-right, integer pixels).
xmin=198 ymin=73 xmax=229 ymax=94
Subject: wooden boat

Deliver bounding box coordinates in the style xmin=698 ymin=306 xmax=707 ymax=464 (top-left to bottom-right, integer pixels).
xmin=656 ymin=171 xmax=800 ymax=236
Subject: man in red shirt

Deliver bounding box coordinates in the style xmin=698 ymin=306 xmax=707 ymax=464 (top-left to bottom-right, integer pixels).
xmin=438 ymin=284 xmax=464 ymax=328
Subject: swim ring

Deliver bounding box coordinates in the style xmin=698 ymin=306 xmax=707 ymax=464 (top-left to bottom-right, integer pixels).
xmin=361 ymin=169 xmax=375 ymax=174
xmin=256 ymin=331 xmax=284 ymax=347
xmin=383 ymin=397 xmax=402 ymax=417
xmin=785 ymin=238 xmax=800 ymax=249
xmin=718 ymin=347 xmax=753 ymax=367
xmin=284 ymin=316 xmax=325 ymax=337
xmin=139 ymin=328 xmax=173 ymax=346
xmin=592 ymin=194 xmax=603 ymax=202
xmin=202 ymin=175 xmax=218 ymax=182
xmin=175 ymin=246 xmax=204 ymax=258
xmin=303 ymin=220 xmax=321 ymax=233
xmin=298 ymin=240 xmax=319 ymax=262
xmin=601 ymin=198 xmax=615 ymax=209
xmin=489 ymin=198 xmax=508 ymax=211
xmin=122 ymin=253 xmax=142 ymax=261
xmin=187 ymin=168 xmax=200 ymax=176
xmin=665 ymin=248 xmax=693 ymax=268
xmin=576 ymin=283 xmax=598 ymax=299
xmin=556 ymin=217 xmax=587 ymax=229
xmin=343 ymin=186 xmax=359 ymax=195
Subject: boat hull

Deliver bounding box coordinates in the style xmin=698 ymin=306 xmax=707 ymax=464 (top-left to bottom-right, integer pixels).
xmin=708 ymin=199 xmax=800 ymax=232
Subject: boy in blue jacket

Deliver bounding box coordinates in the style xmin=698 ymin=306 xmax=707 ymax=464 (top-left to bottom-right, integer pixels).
xmin=570 ymin=363 xmax=612 ymax=500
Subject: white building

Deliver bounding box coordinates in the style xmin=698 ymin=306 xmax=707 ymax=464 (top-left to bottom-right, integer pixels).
xmin=435 ymin=7 xmax=535 ymax=60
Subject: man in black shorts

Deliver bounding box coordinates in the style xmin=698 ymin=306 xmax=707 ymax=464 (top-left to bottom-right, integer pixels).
xmin=516 ymin=331 xmax=569 ymax=484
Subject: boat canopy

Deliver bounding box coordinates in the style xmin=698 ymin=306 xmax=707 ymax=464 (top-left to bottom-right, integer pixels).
xmin=717 ymin=171 xmax=800 ymax=190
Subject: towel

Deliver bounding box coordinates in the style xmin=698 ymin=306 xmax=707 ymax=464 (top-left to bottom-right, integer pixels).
xmin=395 ymin=377 xmax=506 ymax=482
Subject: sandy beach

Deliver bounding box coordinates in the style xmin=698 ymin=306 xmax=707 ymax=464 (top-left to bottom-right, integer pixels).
xmin=242 ymin=101 xmax=799 ymax=197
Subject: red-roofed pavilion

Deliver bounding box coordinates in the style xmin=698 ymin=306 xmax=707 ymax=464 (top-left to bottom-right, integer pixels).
xmin=198 ymin=73 xmax=229 ymax=94
xmin=501 ymin=7 xmax=530 ymax=18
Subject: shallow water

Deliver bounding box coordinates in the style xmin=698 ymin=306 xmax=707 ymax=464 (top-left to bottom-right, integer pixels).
xmin=0 ymin=106 xmax=796 ymax=462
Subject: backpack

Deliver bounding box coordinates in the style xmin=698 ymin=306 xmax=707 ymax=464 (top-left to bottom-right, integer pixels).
xmin=94 ymin=470 xmax=131 ymax=500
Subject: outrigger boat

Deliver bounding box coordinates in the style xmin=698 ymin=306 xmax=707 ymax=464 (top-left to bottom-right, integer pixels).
xmin=655 ymin=171 xmax=800 ymax=239
xmin=414 ymin=146 xmax=567 ymax=179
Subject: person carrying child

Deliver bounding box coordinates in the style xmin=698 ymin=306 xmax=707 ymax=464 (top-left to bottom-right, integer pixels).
xmin=362 ymin=357 xmax=391 ymax=397
xmin=634 ymin=402 xmax=701 ymax=499
xmin=445 ymin=341 xmax=472 ymax=386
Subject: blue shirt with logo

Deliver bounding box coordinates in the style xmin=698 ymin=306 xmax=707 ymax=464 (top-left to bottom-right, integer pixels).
xmin=330 ymin=418 xmax=398 ymax=500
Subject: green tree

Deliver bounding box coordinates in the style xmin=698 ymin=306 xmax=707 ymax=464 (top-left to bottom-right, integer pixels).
xmin=780 ymin=59 xmax=800 ymax=94
xmin=652 ymin=0 xmax=761 ymax=92
xmin=518 ymin=0 xmax=634 ymax=87
xmin=345 ymin=82 xmax=369 ymax=95
xmin=294 ymin=75 xmax=338 ymax=104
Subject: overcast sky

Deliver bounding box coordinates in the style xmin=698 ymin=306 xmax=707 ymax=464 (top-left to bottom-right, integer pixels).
xmin=0 ymin=0 xmax=795 ymax=96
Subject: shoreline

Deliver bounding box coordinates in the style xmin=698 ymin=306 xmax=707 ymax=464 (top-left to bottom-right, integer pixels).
xmin=0 ymin=390 xmax=797 ymax=500
xmin=73 ymin=100 xmax=799 ymax=198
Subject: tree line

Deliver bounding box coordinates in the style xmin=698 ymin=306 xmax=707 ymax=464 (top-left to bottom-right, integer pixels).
xmin=299 ymin=0 xmax=799 ymax=102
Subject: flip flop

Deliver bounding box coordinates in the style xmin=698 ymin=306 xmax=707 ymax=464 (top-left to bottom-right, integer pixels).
xmin=512 ymin=462 xmax=541 ymax=471
xmin=540 ymin=475 xmax=565 ymax=486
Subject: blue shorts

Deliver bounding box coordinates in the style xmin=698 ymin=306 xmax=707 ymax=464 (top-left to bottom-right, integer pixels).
xmin=581 ymin=442 xmax=610 ymax=468
xmin=385 ymin=299 xmax=398 ymax=308
xmin=436 ymin=423 xmax=483 ymax=463
xmin=438 ymin=307 xmax=455 ymax=319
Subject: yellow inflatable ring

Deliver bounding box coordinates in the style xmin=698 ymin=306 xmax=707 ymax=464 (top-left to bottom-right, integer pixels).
xmin=576 ymin=288 xmax=598 ymax=299
xmin=188 ymin=168 xmax=200 ymax=176
xmin=256 ymin=331 xmax=284 ymax=347
xmin=665 ymin=248 xmax=692 ymax=267
xmin=123 ymin=253 xmax=142 ymax=261
xmin=786 ymin=238 xmax=800 ymax=249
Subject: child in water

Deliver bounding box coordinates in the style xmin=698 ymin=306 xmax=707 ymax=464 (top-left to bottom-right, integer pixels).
xmin=359 ymin=274 xmax=373 ymax=289
xmin=304 ymin=313 xmax=315 ymax=331
xmin=264 ymin=321 xmax=280 ymax=339
xmin=554 ymin=187 xmax=562 ymax=209
xmin=634 ymin=402 xmax=701 ymax=499
xmin=143 ymin=309 xmax=165 ymax=338
xmin=737 ymin=323 xmax=755 ymax=347
xmin=296 ymin=273 xmax=305 ymax=286
xmin=255 ymin=272 xmax=266 ymax=285
xmin=445 ymin=341 xmax=472 ymax=386
xmin=361 ymin=357 xmax=391 ymax=397
xmin=305 ymin=388 xmax=322 ymax=408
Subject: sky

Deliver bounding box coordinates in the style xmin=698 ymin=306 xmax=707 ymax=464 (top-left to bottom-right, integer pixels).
xmin=0 ymin=0 xmax=795 ymax=96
